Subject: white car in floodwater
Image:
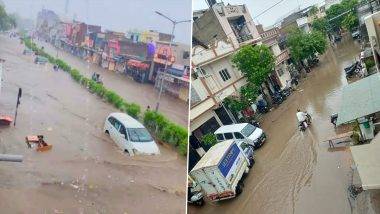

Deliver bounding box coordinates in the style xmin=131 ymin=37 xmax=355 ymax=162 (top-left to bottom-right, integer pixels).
xmin=104 ymin=112 xmax=160 ymax=155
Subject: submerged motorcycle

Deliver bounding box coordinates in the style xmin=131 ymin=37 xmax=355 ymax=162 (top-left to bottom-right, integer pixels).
xmin=188 ymin=187 xmax=204 ymax=206
xmin=299 ymin=113 xmax=312 ymax=132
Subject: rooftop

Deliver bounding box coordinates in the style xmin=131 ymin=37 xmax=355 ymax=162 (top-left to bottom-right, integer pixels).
xmin=337 ymin=73 xmax=380 ymax=125
xmin=191 ymin=140 xmax=235 ymax=171
xmin=214 ymin=123 xmax=249 ymax=134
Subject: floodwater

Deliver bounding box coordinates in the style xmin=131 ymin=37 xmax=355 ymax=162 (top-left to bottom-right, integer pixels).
xmin=190 ymin=36 xmax=377 ymax=213
xmin=0 ymin=35 xmax=186 ymax=214
xmin=35 ymin=40 xmax=188 ymax=127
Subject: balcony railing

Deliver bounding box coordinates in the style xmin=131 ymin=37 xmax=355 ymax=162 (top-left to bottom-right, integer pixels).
xmin=275 ymin=49 xmax=290 ymax=65
xmin=260 ymin=27 xmax=279 ymax=41
xmin=192 ymin=39 xmax=235 ymax=66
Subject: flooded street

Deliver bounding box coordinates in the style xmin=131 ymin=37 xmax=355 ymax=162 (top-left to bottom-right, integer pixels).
xmin=0 ymin=35 xmax=186 ymax=214
xmin=35 ymin=40 xmax=188 ymax=127
xmin=189 ymin=37 xmax=366 ymax=214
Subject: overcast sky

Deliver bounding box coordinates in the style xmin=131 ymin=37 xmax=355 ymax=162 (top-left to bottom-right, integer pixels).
xmin=193 ymin=0 xmax=324 ymax=27
xmin=2 ymin=0 xmax=192 ymax=44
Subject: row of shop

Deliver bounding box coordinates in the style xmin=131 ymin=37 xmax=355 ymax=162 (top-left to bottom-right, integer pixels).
xmin=56 ymin=38 xmax=189 ymax=102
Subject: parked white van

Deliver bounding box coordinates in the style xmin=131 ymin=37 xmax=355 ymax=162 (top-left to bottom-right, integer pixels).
xmin=104 ymin=113 xmax=160 ymax=155
xmin=214 ymin=123 xmax=266 ymax=149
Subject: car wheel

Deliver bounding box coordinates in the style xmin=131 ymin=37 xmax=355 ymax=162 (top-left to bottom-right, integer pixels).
xmin=236 ymin=183 xmax=243 ymax=195
xmin=248 ymin=160 xmax=253 ymax=168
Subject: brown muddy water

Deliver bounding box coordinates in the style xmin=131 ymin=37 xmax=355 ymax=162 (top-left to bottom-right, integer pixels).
xmin=0 ymin=35 xmax=186 ymax=214
xmin=189 ymin=37 xmax=376 ymax=214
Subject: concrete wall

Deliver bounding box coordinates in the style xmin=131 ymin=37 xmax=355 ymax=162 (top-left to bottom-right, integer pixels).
xmin=365 ymin=12 xmax=380 ymax=72
xmin=193 ymin=9 xmax=227 ymax=46
xmin=276 ymin=62 xmax=292 ymax=89
xmin=201 ymin=55 xmax=242 ymax=93
xmin=193 ymin=3 xmax=261 ymax=47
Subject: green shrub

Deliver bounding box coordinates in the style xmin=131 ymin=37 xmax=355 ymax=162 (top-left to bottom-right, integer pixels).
xmin=55 ymin=59 xmax=71 ymax=72
xmin=93 ymin=83 xmax=106 ymax=97
xmin=177 ymin=139 xmax=188 ymax=156
xmin=124 ymin=103 xmax=140 ymax=119
xmin=143 ymin=111 xmax=188 ymax=156
xmin=201 ymin=133 xmax=218 ymax=147
xmin=70 ymin=69 xmax=82 ymax=82
xmin=81 ymin=77 xmax=90 ymax=87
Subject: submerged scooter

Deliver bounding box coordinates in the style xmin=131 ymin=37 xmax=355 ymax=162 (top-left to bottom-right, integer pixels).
xmin=188 ymin=186 xmax=204 ymax=206
xmin=299 ymin=113 xmax=312 ymax=132
xmin=92 ymin=72 xmax=103 ymax=85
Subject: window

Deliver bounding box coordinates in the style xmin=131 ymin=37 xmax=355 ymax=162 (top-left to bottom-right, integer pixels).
xmin=108 ymin=117 xmax=116 ymax=126
xmin=114 ymin=120 xmax=121 ymax=131
xmin=234 ymin=132 xmax=244 ymax=139
xmin=119 ymin=125 xmax=128 ymax=139
xmin=216 ymin=134 xmax=225 ymax=141
xmin=277 ymin=68 xmax=284 ymax=76
xmin=224 ymin=133 xmax=233 ymax=140
xmin=241 ymin=124 xmax=256 ymax=137
xmin=219 ymin=69 xmax=231 ymax=81
xmin=127 ymin=128 xmax=153 ymax=142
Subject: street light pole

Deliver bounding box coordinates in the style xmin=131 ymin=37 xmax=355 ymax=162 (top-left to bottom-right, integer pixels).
xmin=154 ymin=11 xmax=191 ymax=112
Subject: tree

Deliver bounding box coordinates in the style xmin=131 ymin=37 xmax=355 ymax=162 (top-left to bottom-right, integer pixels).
xmin=341 ymin=12 xmax=359 ymax=31
xmin=326 ymin=0 xmax=359 ymax=32
xmin=312 ymin=17 xmax=328 ymax=35
xmin=232 ymin=45 xmax=275 ymax=86
xmin=226 ymin=45 xmax=275 ymax=113
xmin=287 ymin=29 xmax=327 ymax=64
xmin=309 ymin=5 xmax=319 ymax=17
xmin=0 ymin=5 xmax=16 ymax=31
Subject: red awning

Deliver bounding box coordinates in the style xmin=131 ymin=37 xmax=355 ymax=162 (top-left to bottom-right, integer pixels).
xmin=127 ymin=60 xmax=149 ymax=70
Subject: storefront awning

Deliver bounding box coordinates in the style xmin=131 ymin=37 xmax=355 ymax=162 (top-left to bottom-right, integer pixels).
xmin=337 ymin=73 xmax=380 ymax=125
xmin=127 ymin=59 xmax=149 ymax=70
xmin=167 ymin=68 xmax=185 ymax=77
xmin=351 ymin=134 xmax=380 ymax=190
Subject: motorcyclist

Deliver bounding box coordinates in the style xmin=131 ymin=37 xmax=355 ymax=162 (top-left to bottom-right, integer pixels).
xmin=296 ymin=109 xmax=308 ymax=129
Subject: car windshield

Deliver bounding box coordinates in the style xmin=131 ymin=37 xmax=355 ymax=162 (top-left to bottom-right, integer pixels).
xmin=241 ymin=124 xmax=256 ymax=137
xmin=127 ymin=128 xmax=153 ymax=142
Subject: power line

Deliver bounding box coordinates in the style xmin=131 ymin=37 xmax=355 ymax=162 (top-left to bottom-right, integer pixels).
xmin=193 ymin=0 xmax=299 ymax=58
xmin=254 ymin=0 xmax=287 ymax=19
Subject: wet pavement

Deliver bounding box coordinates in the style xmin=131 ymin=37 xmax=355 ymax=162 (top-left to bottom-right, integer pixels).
xmin=0 ymin=35 xmax=186 ymax=214
xmin=189 ymin=37 xmax=375 ymax=213
xmin=35 ymin=39 xmax=188 ymax=127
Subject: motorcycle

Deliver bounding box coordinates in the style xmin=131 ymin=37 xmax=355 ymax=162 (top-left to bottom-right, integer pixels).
xmin=250 ymin=119 xmax=261 ymax=128
xmin=330 ymin=113 xmax=338 ymax=127
xmin=272 ymin=92 xmax=284 ymax=105
xmin=92 ymin=73 xmax=103 ymax=85
xmin=188 ymin=187 xmax=204 ymax=206
xmin=345 ymin=61 xmax=361 ymax=79
xmin=280 ymin=87 xmax=292 ymax=98
xmin=299 ymin=113 xmax=312 ymax=132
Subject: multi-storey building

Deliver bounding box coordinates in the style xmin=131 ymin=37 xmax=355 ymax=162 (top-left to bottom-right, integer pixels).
xmin=257 ymin=25 xmax=292 ymax=93
xmin=190 ymin=2 xmax=262 ymax=160
xmin=193 ymin=2 xmax=261 ymax=48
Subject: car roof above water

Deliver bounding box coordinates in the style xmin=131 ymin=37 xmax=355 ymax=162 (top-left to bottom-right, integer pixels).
xmin=214 ymin=123 xmax=249 ymax=134
xmin=108 ymin=112 xmax=144 ymax=129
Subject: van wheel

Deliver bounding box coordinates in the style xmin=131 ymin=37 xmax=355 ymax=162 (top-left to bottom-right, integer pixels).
xmin=236 ymin=183 xmax=243 ymax=195
xmin=249 ymin=159 xmax=254 ymax=168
